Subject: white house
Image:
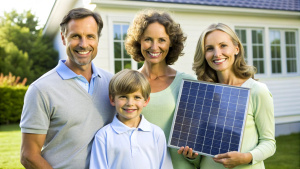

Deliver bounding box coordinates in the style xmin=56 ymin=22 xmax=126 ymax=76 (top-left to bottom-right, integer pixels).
xmin=43 ymin=0 xmax=300 ymax=136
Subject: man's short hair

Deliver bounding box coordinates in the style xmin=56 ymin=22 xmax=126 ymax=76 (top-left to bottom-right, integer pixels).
xmin=60 ymin=8 xmax=103 ymax=37
xmin=109 ymin=69 xmax=151 ymax=100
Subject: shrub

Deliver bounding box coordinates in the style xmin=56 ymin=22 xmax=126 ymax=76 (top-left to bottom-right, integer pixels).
xmin=0 ymin=72 xmax=27 ymax=86
xmin=0 ymin=73 xmax=28 ymax=124
xmin=0 ymin=85 xmax=27 ymax=124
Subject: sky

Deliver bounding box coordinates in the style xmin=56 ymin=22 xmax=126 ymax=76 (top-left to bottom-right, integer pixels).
xmin=0 ymin=0 xmax=56 ymax=27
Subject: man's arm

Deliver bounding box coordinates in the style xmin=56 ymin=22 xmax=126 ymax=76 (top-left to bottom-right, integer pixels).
xmin=20 ymin=133 xmax=53 ymax=169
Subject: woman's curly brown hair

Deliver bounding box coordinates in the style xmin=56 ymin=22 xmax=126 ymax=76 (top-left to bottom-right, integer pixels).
xmin=125 ymin=9 xmax=186 ymax=65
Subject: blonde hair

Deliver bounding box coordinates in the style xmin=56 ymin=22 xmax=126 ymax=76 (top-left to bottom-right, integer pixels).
xmin=109 ymin=69 xmax=151 ymax=100
xmin=192 ymin=23 xmax=256 ymax=82
xmin=125 ymin=8 xmax=186 ymax=65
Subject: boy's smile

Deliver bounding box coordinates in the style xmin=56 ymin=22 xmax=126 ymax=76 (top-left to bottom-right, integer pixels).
xmin=110 ymin=90 xmax=150 ymax=127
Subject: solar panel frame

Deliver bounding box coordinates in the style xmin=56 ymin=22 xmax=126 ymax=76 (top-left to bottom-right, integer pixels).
xmin=168 ymin=79 xmax=250 ymax=157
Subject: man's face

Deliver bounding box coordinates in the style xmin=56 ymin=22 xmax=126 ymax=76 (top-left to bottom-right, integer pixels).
xmin=61 ymin=16 xmax=99 ymax=69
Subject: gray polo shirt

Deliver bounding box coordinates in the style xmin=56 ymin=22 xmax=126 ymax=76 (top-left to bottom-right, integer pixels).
xmin=20 ymin=60 xmax=115 ymax=169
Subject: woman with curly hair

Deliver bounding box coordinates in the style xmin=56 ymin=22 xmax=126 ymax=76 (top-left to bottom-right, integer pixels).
xmin=125 ymin=9 xmax=198 ymax=169
xmin=178 ymin=23 xmax=276 ymax=169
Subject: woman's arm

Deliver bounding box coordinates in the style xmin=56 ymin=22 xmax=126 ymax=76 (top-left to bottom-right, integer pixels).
xmin=248 ymin=83 xmax=276 ymax=164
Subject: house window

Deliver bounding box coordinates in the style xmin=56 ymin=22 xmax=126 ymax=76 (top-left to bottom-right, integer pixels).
xmin=286 ymin=31 xmax=297 ymax=73
xmin=236 ymin=27 xmax=299 ymax=76
xmin=235 ymin=29 xmax=247 ymax=60
xmin=270 ymin=30 xmax=298 ymax=74
xmin=270 ymin=30 xmax=282 ymax=73
xmin=235 ymin=28 xmax=265 ymax=74
xmin=252 ymin=30 xmax=264 ymax=74
xmin=113 ymin=23 xmax=143 ymax=73
xmin=113 ymin=23 xmax=130 ymax=73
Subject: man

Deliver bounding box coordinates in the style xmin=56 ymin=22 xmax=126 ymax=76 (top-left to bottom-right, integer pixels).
xmin=20 ymin=8 xmax=115 ymax=169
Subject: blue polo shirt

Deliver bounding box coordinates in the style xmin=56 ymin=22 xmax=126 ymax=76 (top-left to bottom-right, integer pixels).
xmin=89 ymin=115 xmax=173 ymax=169
xmin=56 ymin=60 xmax=100 ymax=95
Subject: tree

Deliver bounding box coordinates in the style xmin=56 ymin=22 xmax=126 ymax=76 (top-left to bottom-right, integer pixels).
xmin=0 ymin=10 xmax=58 ymax=84
xmin=0 ymin=24 xmax=33 ymax=82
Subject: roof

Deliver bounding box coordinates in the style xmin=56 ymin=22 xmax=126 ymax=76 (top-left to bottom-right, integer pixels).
xmin=142 ymin=0 xmax=300 ymax=11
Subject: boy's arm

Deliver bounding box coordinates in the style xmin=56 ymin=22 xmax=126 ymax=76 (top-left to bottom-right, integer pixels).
xmin=89 ymin=132 xmax=109 ymax=169
xmin=157 ymin=130 xmax=173 ymax=169
xmin=20 ymin=133 xmax=53 ymax=169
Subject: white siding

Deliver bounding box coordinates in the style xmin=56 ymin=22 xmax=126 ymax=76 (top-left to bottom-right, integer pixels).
xmin=260 ymin=77 xmax=300 ymax=124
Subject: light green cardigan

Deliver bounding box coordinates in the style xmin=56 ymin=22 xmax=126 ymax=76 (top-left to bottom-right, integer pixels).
xmin=142 ymin=71 xmax=199 ymax=169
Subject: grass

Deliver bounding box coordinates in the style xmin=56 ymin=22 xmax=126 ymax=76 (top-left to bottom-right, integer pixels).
xmin=264 ymin=132 xmax=300 ymax=169
xmin=0 ymin=124 xmax=299 ymax=169
xmin=0 ymin=124 xmax=24 ymax=169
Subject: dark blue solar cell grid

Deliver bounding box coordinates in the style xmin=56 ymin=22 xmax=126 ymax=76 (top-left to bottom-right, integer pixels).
xmin=168 ymin=80 xmax=250 ymax=157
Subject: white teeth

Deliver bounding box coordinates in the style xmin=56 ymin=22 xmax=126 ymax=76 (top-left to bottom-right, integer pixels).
xmin=78 ymin=51 xmax=89 ymax=54
xmin=149 ymin=52 xmax=160 ymax=56
xmin=214 ymin=59 xmax=226 ymax=63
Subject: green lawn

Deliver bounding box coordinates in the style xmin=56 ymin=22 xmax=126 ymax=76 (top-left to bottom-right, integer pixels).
xmin=0 ymin=124 xmax=24 ymax=169
xmin=0 ymin=124 xmax=299 ymax=169
xmin=264 ymin=132 xmax=300 ymax=169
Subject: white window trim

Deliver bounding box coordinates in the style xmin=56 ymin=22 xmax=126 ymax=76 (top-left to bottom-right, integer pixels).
xmin=235 ymin=27 xmax=266 ymax=76
xmin=269 ymin=28 xmax=300 ymax=77
xmin=235 ymin=25 xmax=300 ymax=78
xmin=264 ymin=28 xmax=271 ymax=77
xmin=108 ymin=15 xmax=138 ymax=73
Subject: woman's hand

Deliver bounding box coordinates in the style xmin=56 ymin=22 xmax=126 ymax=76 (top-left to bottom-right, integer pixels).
xmin=177 ymin=146 xmax=199 ymax=159
xmin=213 ymin=151 xmax=252 ymax=169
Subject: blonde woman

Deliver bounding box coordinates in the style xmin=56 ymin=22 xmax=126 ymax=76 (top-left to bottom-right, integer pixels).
xmin=179 ymin=23 xmax=276 ymax=169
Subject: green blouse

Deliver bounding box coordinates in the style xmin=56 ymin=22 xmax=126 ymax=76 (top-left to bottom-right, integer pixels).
xmin=142 ymin=71 xmax=198 ymax=169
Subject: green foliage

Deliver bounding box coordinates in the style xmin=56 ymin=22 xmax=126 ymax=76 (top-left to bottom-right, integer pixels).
xmin=0 ymin=86 xmax=28 ymax=124
xmin=29 ymin=34 xmax=58 ymax=80
xmin=0 ymin=43 xmax=33 ymax=82
xmin=0 ymin=10 xmax=58 ymax=85
xmin=0 ymin=72 xmax=27 ymax=87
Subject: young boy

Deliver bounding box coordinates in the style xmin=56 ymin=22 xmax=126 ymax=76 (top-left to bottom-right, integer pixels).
xmin=89 ymin=69 xmax=173 ymax=169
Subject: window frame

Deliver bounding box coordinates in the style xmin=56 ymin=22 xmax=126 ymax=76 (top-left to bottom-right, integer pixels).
xmin=235 ymin=25 xmax=300 ymax=78
xmin=108 ymin=15 xmax=138 ymax=73
xmin=269 ymin=29 xmax=299 ymax=75
xmin=235 ymin=27 xmax=267 ymax=76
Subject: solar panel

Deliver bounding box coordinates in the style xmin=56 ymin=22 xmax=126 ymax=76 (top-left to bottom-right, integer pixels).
xmin=168 ymin=79 xmax=250 ymax=157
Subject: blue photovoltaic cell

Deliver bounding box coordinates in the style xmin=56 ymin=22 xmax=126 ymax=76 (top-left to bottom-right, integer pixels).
xmin=168 ymin=79 xmax=250 ymax=157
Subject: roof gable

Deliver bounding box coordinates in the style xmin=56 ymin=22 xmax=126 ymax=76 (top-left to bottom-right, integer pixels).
xmin=142 ymin=0 xmax=300 ymax=11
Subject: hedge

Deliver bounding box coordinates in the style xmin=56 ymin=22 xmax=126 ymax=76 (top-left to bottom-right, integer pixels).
xmin=0 ymin=86 xmax=28 ymax=124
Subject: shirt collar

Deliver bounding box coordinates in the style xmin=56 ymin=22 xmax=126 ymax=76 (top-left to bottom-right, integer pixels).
xmin=111 ymin=114 xmax=152 ymax=134
xmin=91 ymin=61 xmax=101 ymax=78
xmin=56 ymin=60 xmax=101 ymax=80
